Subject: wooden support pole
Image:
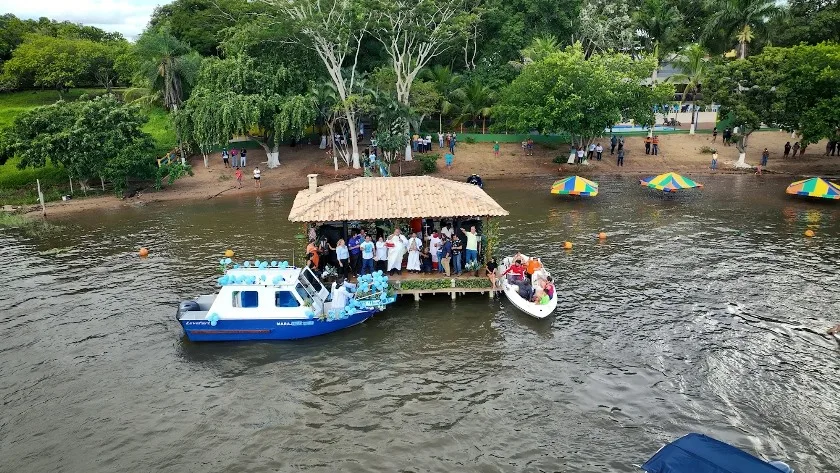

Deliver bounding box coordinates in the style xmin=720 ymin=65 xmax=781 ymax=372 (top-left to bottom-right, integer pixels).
xmin=36 ymin=179 xmax=46 ymax=217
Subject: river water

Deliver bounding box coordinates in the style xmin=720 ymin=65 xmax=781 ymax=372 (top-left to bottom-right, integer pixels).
xmin=1 ymin=175 xmax=839 ymax=472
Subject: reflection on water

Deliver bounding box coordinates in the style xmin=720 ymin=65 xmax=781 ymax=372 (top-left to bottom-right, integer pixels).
xmin=1 ymin=175 xmax=839 ymax=472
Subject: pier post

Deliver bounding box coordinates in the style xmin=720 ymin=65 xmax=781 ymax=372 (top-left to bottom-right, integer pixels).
xmin=414 ymin=292 xmax=420 ymax=302
xmin=450 ymin=279 xmax=456 ymax=300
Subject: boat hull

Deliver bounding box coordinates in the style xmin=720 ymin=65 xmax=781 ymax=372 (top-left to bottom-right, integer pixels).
xmin=178 ymin=310 xmax=376 ymax=342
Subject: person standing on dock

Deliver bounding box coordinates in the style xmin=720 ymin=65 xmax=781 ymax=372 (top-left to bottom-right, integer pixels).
xmin=386 ymin=229 xmax=408 ymax=275
xmin=335 ymin=239 xmax=350 ymax=278
xmin=406 ymin=232 xmax=422 ymax=273
xmin=374 ymin=236 xmax=388 ymax=273
xmin=451 ymin=235 xmax=463 ymax=275
xmin=464 ymin=226 xmax=479 ymax=267
xmin=439 ymin=236 xmax=452 ymax=276
xmin=360 ymin=235 xmax=375 ymax=276
xmin=348 ymin=230 xmax=363 ymax=277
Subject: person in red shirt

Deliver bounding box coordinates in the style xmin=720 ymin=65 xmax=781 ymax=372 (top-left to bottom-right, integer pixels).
xmin=234 ymin=167 xmax=243 ymax=188
xmin=502 ymin=259 xmax=526 ymax=281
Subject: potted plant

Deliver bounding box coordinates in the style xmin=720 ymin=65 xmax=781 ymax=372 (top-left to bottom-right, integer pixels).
xmin=465 ymin=260 xmax=481 ymax=277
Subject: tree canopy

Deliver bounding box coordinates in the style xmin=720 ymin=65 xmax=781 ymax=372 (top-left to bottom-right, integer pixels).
xmin=494 ymin=45 xmax=673 ymax=145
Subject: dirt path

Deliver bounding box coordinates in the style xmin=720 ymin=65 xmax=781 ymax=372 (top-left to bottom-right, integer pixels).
xmin=26 ymin=131 xmax=840 ymax=218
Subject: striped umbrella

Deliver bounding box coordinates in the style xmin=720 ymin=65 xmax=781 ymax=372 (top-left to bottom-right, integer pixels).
xmin=785 ymin=177 xmax=840 ymax=200
xmin=640 ymin=172 xmax=703 ymax=192
xmin=551 ymin=176 xmax=599 ymax=197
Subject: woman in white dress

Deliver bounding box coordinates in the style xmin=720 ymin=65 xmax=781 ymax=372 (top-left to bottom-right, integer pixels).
xmin=406 ymin=232 xmax=423 ymax=273
xmin=386 ymin=229 xmax=408 ymax=275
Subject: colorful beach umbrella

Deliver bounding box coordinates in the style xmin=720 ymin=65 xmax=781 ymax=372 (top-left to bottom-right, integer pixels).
xmin=640 ymin=172 xmax=703 ymax=192
xmin=785 ymin=177 xmax=840 ymax=200
xmin=550 ymin=176 xmax=599 ymax=197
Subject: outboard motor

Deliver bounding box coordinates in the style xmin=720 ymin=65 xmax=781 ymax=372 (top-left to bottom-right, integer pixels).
xmin=179 ymin=300 xmax=201 ymax=313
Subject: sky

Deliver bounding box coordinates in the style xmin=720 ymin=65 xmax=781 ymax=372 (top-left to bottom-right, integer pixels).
xmin=0 ymin=0 xmax=162 ymax=39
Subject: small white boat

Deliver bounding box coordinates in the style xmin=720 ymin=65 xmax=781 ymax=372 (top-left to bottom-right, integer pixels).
xmin=498 ymin=255 xmax=557 ymax=319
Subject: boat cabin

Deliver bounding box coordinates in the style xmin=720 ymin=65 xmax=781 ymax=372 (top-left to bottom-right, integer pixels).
xmin=179 ymin=267 xmax=330 ymax=320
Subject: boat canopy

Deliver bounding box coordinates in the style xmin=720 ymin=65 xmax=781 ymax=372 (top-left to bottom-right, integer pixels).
xmin=642 ymin=434 xmax=787 ymax=473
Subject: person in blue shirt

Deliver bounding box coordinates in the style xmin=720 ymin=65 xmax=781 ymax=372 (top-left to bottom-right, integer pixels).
xmin=360 ymin=235 xmax=375 ymax=276
xmin=348 ymin=230 xmax=364 ymax=276
xmin=334 ymin=239 xmax=350 ymax=278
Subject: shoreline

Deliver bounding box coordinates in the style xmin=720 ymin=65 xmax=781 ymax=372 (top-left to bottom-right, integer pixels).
xmin=17 ymin=131 xmax=840 ymax=219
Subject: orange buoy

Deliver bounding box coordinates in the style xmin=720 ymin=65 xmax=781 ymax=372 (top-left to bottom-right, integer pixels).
xmin=804 ymin=229 xmax=815 ymax=237
xmin=224 ymin=249 xmax=235 ymax=257
xmin=563 ymin=241 xmax=573 ymax=250
xmin=598 ymin=232 xmax=607 ymax=240
xmin=139 ymin=247 xmax=149 ymax=257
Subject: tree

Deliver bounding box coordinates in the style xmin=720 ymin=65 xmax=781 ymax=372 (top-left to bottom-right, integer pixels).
xmin=707 ymin=43 xmax=840 ymax=151
xmin=574 ymin=0 xmax=638 ymax=58
xmin=667 ymin=43 xmax=710 ymax=134
xmin=771 ymin=0 xmax=840 ymax=47
xmin=368 ymin=0 xmax=459 ymax=161
xmin=634 ymin=0 xmax=683 ymax=82
xmin=2 ymin=35 xmax=91 ymax=97
xmin=134 ymin=27 xmax=202 ymax=111
xmin=0 ymin=95 xmax=172 ymax=195
xmin=702 ymin=0 xmax=783 ymax=59
xmin=452 ymin=80 xmax=494 ymax=133
xmin=176 ymin=56 xmax=315 ymax=168
xmin=494 ymin=44 xmax=673 ymax=148
xmin=422 ymin=65 xmax=462 ymax=132
xmin=268 ymin=0 xmax=368 ymax=169
xmin=705 ymin=60 xmax=765 ymax=162
xmin=149 ymin=0 xmax=253 ymax=56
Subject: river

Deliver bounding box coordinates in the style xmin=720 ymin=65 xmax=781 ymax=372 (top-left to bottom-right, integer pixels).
xmin=1 ymin=175 xmax=839 ymax=472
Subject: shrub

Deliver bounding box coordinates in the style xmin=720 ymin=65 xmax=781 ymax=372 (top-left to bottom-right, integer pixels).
xmin=699 ymin=146 xmax=717 ymax=154
xmin=552 ymin=155 xmax=566 ymax=164
xmin=417 ymin=153 xmax=439 ymax=174
xmin=399 ymin=278 xmax=452 ymax=290
xmin=464 ymin=136 xmax=477 ymax=144
xmin=453 ymin=277 xmax=491 ymax=288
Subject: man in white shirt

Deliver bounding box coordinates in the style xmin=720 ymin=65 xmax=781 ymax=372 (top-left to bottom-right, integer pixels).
xmin=441 ymin=223 xmax=453 ymax=239
xmin=587 ymin=142 xmax=596 ymax=161
xmin=464 ymin=226 xmax=479 ymax=267
xmin=438 ymin=132 xmax=444 ymax=148
xmin=576 ymin=147 xmax=585 ymax=164
xmin=595 ymin=143 xmax=603 ymax=161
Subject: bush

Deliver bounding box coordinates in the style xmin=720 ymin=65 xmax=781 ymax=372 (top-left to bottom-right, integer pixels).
xmin=699 ymin=146 xmax=717 ymax=154
xmin=417 ymin=153 xmax=439 ymax=174
xmin=552 ymin=155 xmax=566 ymax=164
xmin=399 ymin=278 xmax=452 ymax=290
xmin=453 ymin=277 xmax=492 ymax=288
xmin=464 ymin=136 xmax=477 ymax=144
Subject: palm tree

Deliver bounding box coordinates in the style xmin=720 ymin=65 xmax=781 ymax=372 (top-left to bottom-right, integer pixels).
xmin=703 ymin=0 xmax=782 ymax=59
xmin=519 ymin=35 xmax=561 ymax=65
xmin=422 ymin=65 xmax=461 ymax=133
xmin=452 ymin=81 xmax=495 ymax=134
xmin=634 ymin=0 xmax=683 ymax=82
xmin=667 ymin=43 xmax=709 ymax=135
xmin=134 ymin=27 xmax=201 ymax=111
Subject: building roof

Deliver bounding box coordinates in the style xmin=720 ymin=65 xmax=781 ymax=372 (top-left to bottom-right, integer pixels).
xmin=288 ymin=176 xmax=509 ymax=222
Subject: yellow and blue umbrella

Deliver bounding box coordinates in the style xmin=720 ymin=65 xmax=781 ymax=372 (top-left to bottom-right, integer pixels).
xmin=785 ymin=177 xmax=840 ymax=200
xmin=551 ymin=176 xmax=599 ymax=197
xmin=640 ymin=172 xmax=703 ymax=192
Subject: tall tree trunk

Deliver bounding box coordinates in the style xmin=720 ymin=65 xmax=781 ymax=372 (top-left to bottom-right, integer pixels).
xmin=689 ymin=100 xmax=697 ymax=135
xmin=739 ymin=40 xmax=747 ymax=60
xmin=344 ymin=109 xmax=361 ymax=168
xmin=482 ymin=116 xmax=486 ymax=134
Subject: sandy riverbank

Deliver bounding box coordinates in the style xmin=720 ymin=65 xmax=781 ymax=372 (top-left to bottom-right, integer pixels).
xmin=24 ymin=131 xmax=840 ymax=218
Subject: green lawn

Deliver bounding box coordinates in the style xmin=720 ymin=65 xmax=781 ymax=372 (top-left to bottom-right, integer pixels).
xmin=0 ymin=89 xmax=176 ymax=205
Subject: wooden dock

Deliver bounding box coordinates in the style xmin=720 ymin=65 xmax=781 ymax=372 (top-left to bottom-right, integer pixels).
xmin=389 ymin=273 xmax=496 ymax=301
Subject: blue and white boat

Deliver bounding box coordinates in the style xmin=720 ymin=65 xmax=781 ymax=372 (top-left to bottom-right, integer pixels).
xmin=642 ymin=433 xmax=794 ymax=473
xmin=177 ymin=263 xmax=395 ymax=342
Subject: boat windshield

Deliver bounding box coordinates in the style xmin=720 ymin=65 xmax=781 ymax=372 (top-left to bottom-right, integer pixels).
xmin=300 ymin=267 xmax=325 ymax=294
xmin=298 ymin=268 xmax=324 ymax=297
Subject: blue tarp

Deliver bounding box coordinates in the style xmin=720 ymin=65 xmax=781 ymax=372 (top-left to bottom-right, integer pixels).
xmin=642 ymin=433 xmax=786 ymax=473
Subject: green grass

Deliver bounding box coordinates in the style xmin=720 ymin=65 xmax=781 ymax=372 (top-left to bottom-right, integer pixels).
xmin=0 ymin=212 xmax=62 ymax=236
xmin=0 ymin=89 xmax=177 ymax=204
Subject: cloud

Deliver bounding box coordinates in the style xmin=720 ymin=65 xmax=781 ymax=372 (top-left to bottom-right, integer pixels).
xmin=0 ymin=0 xmax=160 ymax=39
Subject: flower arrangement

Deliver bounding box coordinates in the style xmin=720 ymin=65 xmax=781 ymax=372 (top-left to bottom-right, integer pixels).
xmin=465 ymin=260 xmax=481 ymax=273
xmin=321 ymin=265 xmax=339 ymax=280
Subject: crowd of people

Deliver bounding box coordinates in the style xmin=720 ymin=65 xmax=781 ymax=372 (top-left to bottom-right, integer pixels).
xmin=305 ymin=223 xmax=484 ymax=280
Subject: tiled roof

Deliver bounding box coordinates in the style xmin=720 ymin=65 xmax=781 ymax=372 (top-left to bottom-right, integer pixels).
xmin=288 ymin=176 xmax=509 ymax=222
